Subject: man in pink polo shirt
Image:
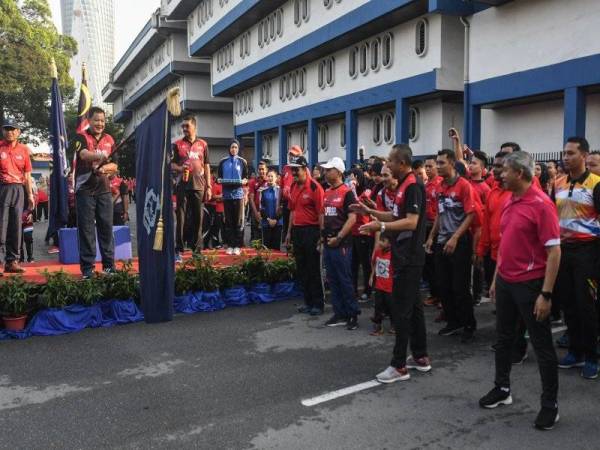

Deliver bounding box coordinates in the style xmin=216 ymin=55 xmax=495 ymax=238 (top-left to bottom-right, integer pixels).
xmin=479 ymin=152 xmax=561 ymax=431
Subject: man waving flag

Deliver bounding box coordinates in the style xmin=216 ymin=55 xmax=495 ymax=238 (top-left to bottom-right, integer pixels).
xmin=45 ymin=59 xmax=70 ymax=244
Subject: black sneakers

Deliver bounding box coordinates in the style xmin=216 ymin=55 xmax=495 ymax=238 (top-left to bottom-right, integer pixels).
xmin=535 ymin=407 xmax=559 ymax=430
xmin=438 ymin=324 xmax=462 ymax=336
xmin=346 ymin=316 xmax=359 ymax=330
xmin=479 ymin=387 xmax=513 ymax=409
xmin=325 ymin=315 xmax=348 ymax=327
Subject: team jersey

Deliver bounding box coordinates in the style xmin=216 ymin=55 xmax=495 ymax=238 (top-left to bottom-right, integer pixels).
xmin=322 ymin=183 xmax=355 ymax=247
xmin=372 ymin=247 xmax=393 ymax=293
xmin=554 ymin=171 xmax=600 ymax=243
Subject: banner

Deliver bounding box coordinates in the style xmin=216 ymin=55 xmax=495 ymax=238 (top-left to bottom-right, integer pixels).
xmin=46 ymin=68 xmax=70 ymax=241
xmin=135 ymin=102 xmax=174 ymax=323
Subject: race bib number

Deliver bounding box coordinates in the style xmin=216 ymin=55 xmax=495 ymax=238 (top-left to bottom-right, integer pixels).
xmin=325 ymin=206 xmax=338 ymax=216
xmin=375 ymin=258 xmax=390 ymax=279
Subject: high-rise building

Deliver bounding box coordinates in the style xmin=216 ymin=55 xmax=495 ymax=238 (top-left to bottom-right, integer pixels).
xmin=61 ymin=0 xmax=115 ymax=109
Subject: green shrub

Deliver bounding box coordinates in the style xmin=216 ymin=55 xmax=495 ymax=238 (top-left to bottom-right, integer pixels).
xmin=0 ymin=276 xmax=34 ymax=316
xmin=104 ymin=262 xmax=139 ymax=300
xmin=39 ymin=270 xmax=79 ymax=308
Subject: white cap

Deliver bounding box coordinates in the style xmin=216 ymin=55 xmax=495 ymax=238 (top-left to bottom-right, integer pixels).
xmin=320 ymin=157 xmax=346 ymax=174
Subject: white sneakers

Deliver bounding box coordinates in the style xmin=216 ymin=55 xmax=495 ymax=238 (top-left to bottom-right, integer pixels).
xmin=226 ymin=247 xmax=234 ymax=255
xmin=233 ymin=247 xmax=241 ymax=255
xmin=376 ymin=366 xmax=410 ymax=383
xmin=226 ymin=247 xmax=242 ymax=255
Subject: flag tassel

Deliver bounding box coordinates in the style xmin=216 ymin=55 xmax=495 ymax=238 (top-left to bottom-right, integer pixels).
xmin=153 ymin=217 xmax=164 ymax=251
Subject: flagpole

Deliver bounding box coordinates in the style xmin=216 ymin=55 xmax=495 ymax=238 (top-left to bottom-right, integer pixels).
xmin=50 ymin=58 xmax=58 ymax=79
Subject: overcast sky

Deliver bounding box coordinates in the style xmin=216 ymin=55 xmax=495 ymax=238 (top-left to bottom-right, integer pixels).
xmin=48 ymin=0 xmax=161 ymax=60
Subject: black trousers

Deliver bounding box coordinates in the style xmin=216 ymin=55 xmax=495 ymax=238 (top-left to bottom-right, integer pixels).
xmin=352 ymin=234 xmax=373 ymax=297
xmin=203 ymin=205 xmax=223 ymax=248
xmin=262 ymin=225 xmax=282 ymax=250
xmin=389 ymin=265 xmax=428 ymax=368
xmin=291 ymin=225 xmax=323 ymax=309
xmin=372 ymin=289 xmax=392 ymax=324
xmin=250 ymin=214 xmax=261 ymax=242
xmin=423 ymin=223 xmax=439 ymax=298
xmin=176 ymin=189 xmax=205 ymax=253
xmin=0 ymin=184 xmax=24 ymax=264
xmin=495 ymin=275 xmax=558 ymax=408
xmin=76 ymin=191 xmax=114 ymax=273
xmin=435 ymin=235 xmax=476 ymax=330
xmin=20 ymin=230 xmax=33 ymax=262
xmin=36 ymin=201 xmax=48 ymax=221
xmin=554 ymin=242 xmax=599 ymax=362
xmin=223 ymin=198 xmax=244 ymax=248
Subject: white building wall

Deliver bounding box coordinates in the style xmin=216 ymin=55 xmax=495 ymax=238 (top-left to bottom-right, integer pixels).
xmin=210 ymin=0 xmax=371 ymax=84
xmin=469 ymin=0 xmax=600 ymax=83
xmin=585 ymin=94 xmax=600 ymax=151
xmin=480 ymin=100 xmax=564 ymax=156
xmin=234 ymin=14 xmax=445 ymax=126
xmin=188 ymin=0 xmax=243 ymax=47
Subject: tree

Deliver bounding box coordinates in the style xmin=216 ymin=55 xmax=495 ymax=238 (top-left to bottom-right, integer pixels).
xmin=0 ymin=0 xmax=77 ymax=144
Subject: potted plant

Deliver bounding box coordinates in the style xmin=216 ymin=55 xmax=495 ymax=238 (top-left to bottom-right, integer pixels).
xmin=0 ymin=276 xmax=33 ymax=331
xmin=39 ymin=270 xmax=79 ymax=309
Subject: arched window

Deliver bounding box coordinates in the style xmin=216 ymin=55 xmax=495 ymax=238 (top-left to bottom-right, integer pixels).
xmin=276 ymin=9 xmax=283 ymax=36
xmin=415 ymin=19 xmax=428 ymax=57
xmin=266 ymin=83 xmax=271 ymax=106
xmin=300 ymin=128 xmax=307 ymax=150
xmin=263 ymin=19 xmax=269 ymax=44
xmin=292 ymin=71 xmax=298 ymax=96
xmin=372 ymin=115 xmax=382 ymax=145
xmin=359 ymin=42 xmax=369 ymax=75
xmin=349 ymin=46 xmax=358 ymax=78
xmin=326 ymin=57 xmax=335 ymax=86
xmin=383 ymin=112 xmax=394 ymax=144
xmin=370 ymin=37 xmax=380 ymax=72
xmin=382 ymin=33 xmax=393 ymax=68
xmin=340 ymin=122 xmax=346 ymax=148
xmin=286 ymin=75 xmax=292 ymax=99
xmin=318 ymin=60 xmax=325 ymax=89
xmin=269 ymin=14 xmax=275 ymax=40
xmin=323 ymin=0 xmax=332 ymax=8
xmin=409 ymin=107 xmax=419 ymax=141
xmin=301 ymin=0 xmax=310 ymax=22
xmin=299 ymin=68 xmax=306 ymax=95
xmin=258 ymin=22 xmax=263 ymax=47
xmin=319 ymin=125 xmax=329 ymax=151
xmin=279 ymin=77 xmax=286 ymax=101
xmin=260 ymin=85 xmax=265 ymax=108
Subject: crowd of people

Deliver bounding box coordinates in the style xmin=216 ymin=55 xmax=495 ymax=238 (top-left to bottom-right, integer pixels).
xmin=2 ymin=107 xmax=600 ymax=431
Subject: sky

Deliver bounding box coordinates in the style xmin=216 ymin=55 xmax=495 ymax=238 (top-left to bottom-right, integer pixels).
xmin=48 ymin=0 xmax=161 ymax=60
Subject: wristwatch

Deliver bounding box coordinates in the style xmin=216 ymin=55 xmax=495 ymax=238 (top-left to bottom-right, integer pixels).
xmin=380 ymin=222 xmax=386 ymax=233
xmin=540 ymin=291 xmax=552 ymax=301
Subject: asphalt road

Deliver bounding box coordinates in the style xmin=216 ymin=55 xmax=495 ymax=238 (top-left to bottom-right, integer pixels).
xmin=0 ymin=297 xmax=598 ymax=450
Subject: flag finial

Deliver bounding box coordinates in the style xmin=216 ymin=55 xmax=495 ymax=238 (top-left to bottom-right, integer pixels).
xmin=82 ymin=62 xmax=87 ymax=81
xmin=167 ymin=87 xmax=181 ymax=117
xmin=50 ymin=58 xmax=58 ymax=79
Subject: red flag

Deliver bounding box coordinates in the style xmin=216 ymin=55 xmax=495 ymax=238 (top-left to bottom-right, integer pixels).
xmin=76 ymin=63 xmax=91 ymax=134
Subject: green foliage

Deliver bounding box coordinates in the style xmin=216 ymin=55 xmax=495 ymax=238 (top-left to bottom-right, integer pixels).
xmin=75 ymin=275 xmax=106 ymax=306
xmin=39 ymin=270 xmax=79 ymax=308
xmin=0 ymin=276 xmax=35 ymax=316
xmin=104 ymin=262 xmax=139 ymax=300
xmin=218 ymin=265 xmax=248 ymax=289
xmin=264 ymin=259 xmax=296 ymax=284
xmin=0 ymin=0 xmax=77 ymax=143
xmin=241 ymin=256 xmax=267 ymax=285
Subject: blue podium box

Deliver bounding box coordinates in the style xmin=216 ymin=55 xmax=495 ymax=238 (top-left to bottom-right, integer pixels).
xmin=59 ymin=226 xmax=133 ymax=264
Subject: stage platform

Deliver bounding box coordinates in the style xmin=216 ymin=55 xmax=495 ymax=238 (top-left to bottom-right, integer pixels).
xmin=7 ymin=248 xmax=288 ymax=284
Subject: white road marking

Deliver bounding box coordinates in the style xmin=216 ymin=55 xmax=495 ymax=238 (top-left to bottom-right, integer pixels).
xmin=301 ymin=380 xmax=381 ymax=407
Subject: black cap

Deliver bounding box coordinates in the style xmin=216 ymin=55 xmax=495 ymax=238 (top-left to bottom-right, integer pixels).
xmin=288 ymin=155 xmax=308 ymax=168
xmin=2 ymin=120 xmax=21 ymax=130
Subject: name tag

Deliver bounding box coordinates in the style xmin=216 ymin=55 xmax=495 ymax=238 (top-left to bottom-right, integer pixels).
xmin=325 ymin=206 xmax=337 ymax=216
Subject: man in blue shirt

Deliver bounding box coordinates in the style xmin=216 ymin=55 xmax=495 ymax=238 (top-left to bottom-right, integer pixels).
xmin=260 ymin=169 xmax=282 ymax=250
xmin=217 ymin=139 xmax=248 ymax=255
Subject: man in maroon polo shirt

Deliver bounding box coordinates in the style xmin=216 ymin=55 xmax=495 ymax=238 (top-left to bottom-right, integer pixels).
xmin=285 ymin=155 xmax=325 ymax=315
xmin=479 ymin=152 xmax=561 ymax=431
xmin=0 ymin=120 xmax=35 ymax=274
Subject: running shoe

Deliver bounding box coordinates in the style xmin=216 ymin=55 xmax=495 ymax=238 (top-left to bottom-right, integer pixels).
xmin=479 ymin=387 xmax=513 ymax=409
xmin=406 ymin=355 xmax=432 ymax=372
xmin=47 ymin=246 xmax=60 ymax=254
xmin=324 ymin=315 xmax=347 ymax=327
xmin=581 ymin=360 xmax=599 ymax=379
xmin=369 ymin=323 xmax=384 ymax=336
xmin=438 ymin=324 xmax=462 ymax=336
xmin=558 ymin=352 xmax=584 ymax=369
xmin=346 ymin=316 xmax=359 ymax=330
xmin=376 ymin=366 xmax=410 ymax=383
xmin=534 ymin=407 xmax=559 ymax=430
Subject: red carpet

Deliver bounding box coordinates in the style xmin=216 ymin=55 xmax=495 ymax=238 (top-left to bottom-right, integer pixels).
xmin=6 ymin=248 xmax=289 ymax=284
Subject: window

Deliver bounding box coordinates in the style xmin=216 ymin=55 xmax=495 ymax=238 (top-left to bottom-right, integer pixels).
xmin=263 ymin=19 xmax=269 ymax=44
xmin=287 ymin=131 xmax=292 ymax=145
xmin=416 ymin=19 xmax=428 ymax=57
xmin=286 ymin=75 xmax=291 ymax=100
xmin=370 ymin=37 xmax=380 ymax=71
xmin=382 ymin=33 xmax=393 ymax=68
xmin=340 ymin=122 xmax=346 ymax=148
xmin=279 ymin=77 xmax=286 ymax=101
xmin=260 ymin=85 xmax=265 ymax=108
xmin=372 ymin=115 xmax=382 ymax=145
xmin=349 ymin=46 xmax=358 ymax=78
xmin=300 ymin=128 xmax=307 ymax=150
xmin=258 ymin=21 xmax=263 ymax=47
xmin=263 ymin=135 xmax=272 ymax=158
xmin=326 ymin=57 xmax=335 ymax=86
xmin=293 ymin=0 xmax=300 ymax=25
xmin=318 ymin=60 xmax=325 ymax=89
xmin=276 ymin=9 xmax=283 ymax=36
xmin=383 ymin=113 xmax=394 ymax=144
xmin=266 ymin=83 xmax=271 ymax=106
xmin=319 ymin=125 xmax=329 ymax=151
xmin=359 ymin=42 xmax=369 ymax=75
xmin=248 ymin=90 xmax=253 ymax=112
xmin=324 ymin=0 xmax=332 ymax=8
xmin=292 ymin=71 xmax=298 ymax=96
xmin=301 ymin=0 xmax=310 ymax=22
xmin=269 ymin=14 xmax=275 ymax=40
xmin=299 ymin=68 xmax=306 ymax=95
xmin=293 ymin=0 xmax=310 ymax=25
xmin=409 ymin=107 xmax=419 ymax=141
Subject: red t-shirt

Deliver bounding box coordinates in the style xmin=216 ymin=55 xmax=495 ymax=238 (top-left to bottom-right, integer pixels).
xmin=376 ymin=187 xmax=397 ymax=212
xmin=213 ymin=180 xmax=224 ymax=213
xmin=0 ymin=141 xmax=32 ymax=184
xmin=372 ymin=247 xmax=393 ymax=293
xmin=37 ymin=188 xmax=48 ymax=203
xmin=470 ymin=178 xmax=491 ymax=205
xmin=352 ymin=189 xmax=372 ymax=236
xmin=280 ymin=165 xmax=294 ymax=202
xmin=498 ymin=185 xmax=560 ymax=283
xmin=288 ymin=177 xmax=324 ymax=226
xmin=476 ymin=186 xmax=511 ymax=260
xmin=425 ymin=176 xmax=443 ymax=222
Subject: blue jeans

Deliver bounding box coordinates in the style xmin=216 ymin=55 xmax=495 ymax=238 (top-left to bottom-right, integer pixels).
xmin=324 ymin=245 xmax=360 ymax=319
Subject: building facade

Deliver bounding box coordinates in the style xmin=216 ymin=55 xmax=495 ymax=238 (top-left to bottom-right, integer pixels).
xmin=62 ymin=0 xmax=115 ymax=108
xmin=103 ymin=8 xmax=234 ymax=161
xmin=106 ymin=0 xmax=600 ymax=170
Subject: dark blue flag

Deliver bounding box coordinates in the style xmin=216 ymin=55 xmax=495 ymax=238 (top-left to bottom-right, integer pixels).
xmin=46 ymin=76 xmax=70 ymax=242
xmin=135 ymin=102 xmax=174 ymax=323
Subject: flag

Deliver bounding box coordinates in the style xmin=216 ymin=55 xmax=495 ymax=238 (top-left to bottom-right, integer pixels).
xmin=135 ymin=101 xmax=175 ymax=323
xmin=45 ymin=60 xmax=70 ymax=242
xmin=76 ymin=63 xmax=91 ymax=134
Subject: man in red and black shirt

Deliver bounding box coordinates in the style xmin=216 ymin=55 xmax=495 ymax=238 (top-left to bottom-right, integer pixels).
xmin=279 ymin=145 xmax=304 ymax=239
xmin=320 ymin=157 xmax=359 ymax=329
xmin=354 ymin=144 xmax=430 ymax=382
xmin=171 ymin=115 xmax=211 ymax=258
xmin=249 ymin=160 xmax=268 ymax=241
xmin=72 ymin=107 xmax=118 ymax=278
xmin=285 ymin=155 xmax=325 ymax=315
xmin=426 ymin=149 xmax=477 ymax=342
xmin=0 ymin=120 xmax=34 ymax=274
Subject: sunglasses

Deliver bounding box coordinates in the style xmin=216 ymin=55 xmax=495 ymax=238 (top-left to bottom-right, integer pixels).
xmin=291 ymin=167 xmax=301 ymax=173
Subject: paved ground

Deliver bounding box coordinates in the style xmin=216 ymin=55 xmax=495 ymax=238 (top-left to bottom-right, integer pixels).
xmin=0 ymin=297 xmax=598 ymax=450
